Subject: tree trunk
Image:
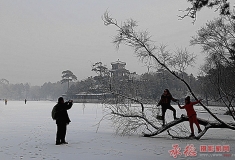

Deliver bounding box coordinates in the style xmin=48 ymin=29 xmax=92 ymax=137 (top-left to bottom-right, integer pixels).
xmin=143 ymin=114 xmax=235 ymax=139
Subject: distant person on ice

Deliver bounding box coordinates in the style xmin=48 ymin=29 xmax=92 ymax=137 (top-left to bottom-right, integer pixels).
xmin=157 ymin=89 xmax=178 ymax=126
xmin=52 ymin=97 xmax=73 ymax=145
xmin=178 ymin=96 xmax=202 ymax=138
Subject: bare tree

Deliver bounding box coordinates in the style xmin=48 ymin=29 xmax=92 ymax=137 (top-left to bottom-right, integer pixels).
xmin=101 ymin=12 xmax=235 ymax=139
xmin=191 ymin=16 xmax=235 ymax=119
xmin=180 ymin=0 xmax=234 ymax=22
xmin=191 ymin=17 xmax=235 ymax=68
xmin=169 ymin=48 xmax=196 ymax=73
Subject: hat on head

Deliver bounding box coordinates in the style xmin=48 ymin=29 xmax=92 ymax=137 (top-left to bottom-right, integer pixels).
xmin=185 ymin=96 xmax=190 ymax=101
xmin=58 ymin=97 xmax=64 ymax=103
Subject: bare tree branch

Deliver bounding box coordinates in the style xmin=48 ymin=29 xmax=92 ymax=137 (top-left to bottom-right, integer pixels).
xmin=102 ymin=11 xmax=235 ymax=139
xmin=144 ymin=114 xmax=235 ymax=139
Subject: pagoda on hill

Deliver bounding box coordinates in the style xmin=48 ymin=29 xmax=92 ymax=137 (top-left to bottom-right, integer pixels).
xmin=110 ymin=59 xmax=130 ymax=77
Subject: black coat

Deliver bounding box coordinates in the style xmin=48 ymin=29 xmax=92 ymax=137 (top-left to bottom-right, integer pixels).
xmin=158 ymin=93 xmax=177 ymax=106
xmin=54 ymin=101 xmax=73 ymax=124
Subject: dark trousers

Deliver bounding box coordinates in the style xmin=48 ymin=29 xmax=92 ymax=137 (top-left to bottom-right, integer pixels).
xmin=161 ymin=105 xmax=176 ymax=125
xmin=56 ymin=123 xmax=67 ymax=143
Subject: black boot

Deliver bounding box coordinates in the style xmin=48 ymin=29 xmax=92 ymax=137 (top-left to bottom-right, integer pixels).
xmin=61 ymin=141 xmax=68 ymax=144
xmin=61 ymin=139 xmax=68 ymax=144
xmin=56 ymin=141 xmax=61 ymax=145
xmin=189 ymin=133 xmax=195 ymax=138
xmin=198 ymin=129 xmax=202 ymax=134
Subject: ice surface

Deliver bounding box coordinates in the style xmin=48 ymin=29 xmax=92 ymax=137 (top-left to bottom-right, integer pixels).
xmin=0 ymin=101 xmax=235 ymax=160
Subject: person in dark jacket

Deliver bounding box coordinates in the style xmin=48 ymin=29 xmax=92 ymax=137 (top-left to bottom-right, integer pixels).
xmin=53 ymin=97 xmax=73 ymax=145
xmin=157 ymin=89 xmax=178 ymax=126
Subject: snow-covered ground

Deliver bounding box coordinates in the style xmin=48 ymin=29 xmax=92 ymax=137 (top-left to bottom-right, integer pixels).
xmin=0 ymin=101 xmax=235 ymax=160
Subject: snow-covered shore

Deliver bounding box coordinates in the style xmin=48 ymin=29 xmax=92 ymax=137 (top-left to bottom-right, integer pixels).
xmin=0 ymin=101 xmax=235 ymax=160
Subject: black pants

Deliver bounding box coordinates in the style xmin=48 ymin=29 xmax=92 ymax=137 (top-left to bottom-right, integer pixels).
xmin=56 ymin=123 xmax=67 ymax=143
xmin=161 ymin=105 xmax=176 ymax=125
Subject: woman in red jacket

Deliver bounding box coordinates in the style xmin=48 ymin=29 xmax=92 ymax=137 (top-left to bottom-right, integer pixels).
xmin=178 ymin=96 xmax=202 ymax=137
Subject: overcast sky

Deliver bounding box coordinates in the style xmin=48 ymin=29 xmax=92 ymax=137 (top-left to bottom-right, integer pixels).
xmin=0 ymin=0 xmax=228 ymax=85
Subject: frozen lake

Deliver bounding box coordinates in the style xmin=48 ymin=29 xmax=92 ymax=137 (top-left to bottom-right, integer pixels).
xmin=0 ymin=101 xmax=235 ymax=160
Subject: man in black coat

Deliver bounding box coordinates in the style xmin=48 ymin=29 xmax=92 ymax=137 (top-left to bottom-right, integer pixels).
xmin=53 ymin=97 xmax=73 ymax=145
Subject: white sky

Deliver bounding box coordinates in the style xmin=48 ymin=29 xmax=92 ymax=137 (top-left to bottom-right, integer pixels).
xmin=0 ymin=0 xmax=230 ymax=85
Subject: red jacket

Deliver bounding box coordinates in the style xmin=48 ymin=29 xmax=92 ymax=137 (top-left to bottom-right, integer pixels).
xmin=181 ymin=101 xmax=199 ymax=117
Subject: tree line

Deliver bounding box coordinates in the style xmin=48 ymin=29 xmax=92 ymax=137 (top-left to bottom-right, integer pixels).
xmin=0 ymin=70 xmax=78 ymax=101
xmin=0 ymin=81 xmax=68 ymax=101
xmin=0 ymin=69 xmax=206 ymax=103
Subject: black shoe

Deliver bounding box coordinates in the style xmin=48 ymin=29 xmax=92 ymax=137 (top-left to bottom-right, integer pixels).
xmin=56 ymin=141 xmax=61 ymax=145
xmin=189 ymin=134 xmax=195 ymax=138
xmin=61 ymin=141 xmax=68 ymax=144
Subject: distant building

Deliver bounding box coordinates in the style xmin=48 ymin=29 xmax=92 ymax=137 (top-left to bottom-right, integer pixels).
xmin=110 ymin=59 xmax=130 ymax=77
xmin=73 ymin=59 xmax=141 ymax=103
xmin=73 ymin=92 xmax=113 ymax=103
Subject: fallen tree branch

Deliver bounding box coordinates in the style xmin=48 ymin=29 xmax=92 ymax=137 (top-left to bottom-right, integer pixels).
xmin=110 ymin=91 xmax=145 ymax=113
xmin=107 ymin=83 xmax=145 ymax=113
xmin=111 ymin=111 xmax=159 ymax=130
xmin=143 ymin=114 xmax=235 ymax=139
